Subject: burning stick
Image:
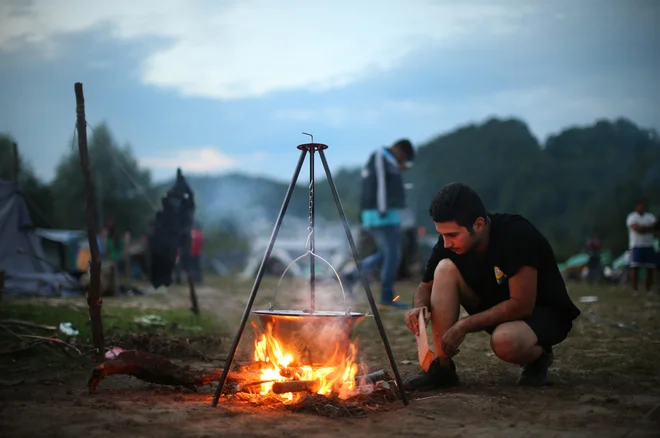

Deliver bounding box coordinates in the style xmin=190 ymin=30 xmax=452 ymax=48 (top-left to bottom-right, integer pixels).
xmin=356 ymin=369 xmax=389 ymax=384
xmin=237 ymin=380 xmax=279 ymax=393
xmin=234 ymin=361 xmax=274 ymax=372
xmin=271 ymin=380 xmax=320 ymax=394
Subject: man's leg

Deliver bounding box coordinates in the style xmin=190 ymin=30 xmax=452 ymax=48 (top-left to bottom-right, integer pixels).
xmin=631 ymin=267 xmax=639 ymax=294
xmin=428 ymin=258 xmax=481 ymax=358
xmin=646 ymin=267 xmax=655 ymax=293
xmin=404 ymin=259 xmax=480 ymax=390
xmin=374 ymin=225 xmax=403 ymax=305
xmin=490 ymin=322 xmax=542 ymax=365
xmin=341 ymin=229 xmax=384 ymax=294
xmin=490 ymin=307 xmax=571 ymax=386
xmin=630 ymin=247 xmax=642 ymax=295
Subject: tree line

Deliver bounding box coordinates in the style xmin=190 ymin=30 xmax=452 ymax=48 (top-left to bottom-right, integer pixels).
xmin=2 ymin=117 xmax=658 ymax=262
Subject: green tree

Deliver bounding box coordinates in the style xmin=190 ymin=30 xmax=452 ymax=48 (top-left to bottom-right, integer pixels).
xmin=0 ymin=134 xmax=55 ymax=229
xmin=50 ymin=123 xmax=158 ymax=235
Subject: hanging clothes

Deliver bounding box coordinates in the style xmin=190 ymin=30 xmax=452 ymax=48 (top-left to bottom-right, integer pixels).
xmin=149 ymin=168 xmax=196 ymax=288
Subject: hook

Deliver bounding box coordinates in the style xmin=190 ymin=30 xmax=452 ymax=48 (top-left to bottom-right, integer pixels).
xmin=302 ymin=132 xmax=314 ymax=144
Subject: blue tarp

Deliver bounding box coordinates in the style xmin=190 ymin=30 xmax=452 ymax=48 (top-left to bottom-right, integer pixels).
xmin=35 ymin=228 xmax=85 ymax=244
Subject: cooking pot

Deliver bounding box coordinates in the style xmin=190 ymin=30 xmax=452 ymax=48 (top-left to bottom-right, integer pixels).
xmin=252 ymin=309 xmax=366 ymax=366
xmin=252 ymin=250 xmax=367 ymax=365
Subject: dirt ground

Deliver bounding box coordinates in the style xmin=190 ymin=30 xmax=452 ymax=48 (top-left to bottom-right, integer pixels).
xmin=1 ymin=276 xmax=659 ymax=437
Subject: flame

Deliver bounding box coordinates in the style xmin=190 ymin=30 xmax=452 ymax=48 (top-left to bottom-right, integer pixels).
xmin=252 ymin=323 xmax=360 ymax=402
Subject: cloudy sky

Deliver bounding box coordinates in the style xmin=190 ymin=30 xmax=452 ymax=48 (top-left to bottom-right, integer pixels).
xmin=0 ymin=0 xmax=658 ymax=183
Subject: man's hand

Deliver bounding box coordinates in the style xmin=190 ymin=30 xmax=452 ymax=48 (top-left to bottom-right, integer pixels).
xmin=441 ymin=321 xmax=467 ymax=357
xmin=404 ymin=306 xmax=429 ymax=336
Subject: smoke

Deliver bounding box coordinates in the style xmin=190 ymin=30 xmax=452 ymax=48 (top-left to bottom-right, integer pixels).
xmin=269 ymin=277 xmax=355 ymax=313
xmin=192 ymin=174 xmax=282 ymax=238
xmin=189 ymin=173 xmax=358 ymax=270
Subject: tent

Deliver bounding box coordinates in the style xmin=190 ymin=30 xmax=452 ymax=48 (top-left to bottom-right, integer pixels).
xmin=0 ymin=180 xmax=80 ymax=296
xmin=557 ymin=250 xmax=612 ymax=273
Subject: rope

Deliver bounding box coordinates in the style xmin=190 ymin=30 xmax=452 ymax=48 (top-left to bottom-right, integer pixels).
xmin=69 ymin=122 xmax=77 ymax=151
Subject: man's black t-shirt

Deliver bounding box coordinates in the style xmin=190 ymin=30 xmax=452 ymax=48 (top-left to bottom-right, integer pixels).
xmin=422 ymin=213 xmax=581 ymax=323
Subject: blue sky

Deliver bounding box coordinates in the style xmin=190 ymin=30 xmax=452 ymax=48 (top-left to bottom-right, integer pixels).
xmin=1 ymin=0 xmax=658 ymax=184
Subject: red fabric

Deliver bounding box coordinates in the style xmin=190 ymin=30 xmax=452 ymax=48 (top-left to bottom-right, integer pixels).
xmin=586 ymin=239 xmax=601 ymax=251
xmin=190 ymin=229 xmax=203 ymax=256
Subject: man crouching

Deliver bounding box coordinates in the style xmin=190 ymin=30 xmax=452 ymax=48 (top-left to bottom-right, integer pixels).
xmin=403 ymin=182 xmax=581 ymax=390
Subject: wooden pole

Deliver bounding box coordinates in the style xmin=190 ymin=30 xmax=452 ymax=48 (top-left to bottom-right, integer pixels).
xmin=11 ymin=142 xmax=19 ymax=182
xmin=187 ymin=272 xmax=200 ymax=315
xmin=74 ymin=82 xmax=105 ymax=357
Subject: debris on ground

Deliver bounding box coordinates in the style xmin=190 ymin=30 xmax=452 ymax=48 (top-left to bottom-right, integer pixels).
xmin=108 ymin=332 xmax=224 ymax=360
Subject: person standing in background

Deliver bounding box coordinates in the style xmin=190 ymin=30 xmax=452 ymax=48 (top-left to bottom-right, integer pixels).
xmin=585 ymin=230 xmax=602 ymax=284
xmin=190 ymin=222 xmax=204 ymax=284
xmin=626 ymin=199 xmax=657 ymax=296
xmin=340 ymin=138 xmax=415 ymax=310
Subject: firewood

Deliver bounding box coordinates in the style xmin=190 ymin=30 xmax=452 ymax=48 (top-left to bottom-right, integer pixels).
xmin=234 ymin=360 xmax=273 ymax=372
xmin=271 ymin=380 xmax=320 ymax=394
xmin=356 ymin=369 xmax=388 ymax=384
xmin=87 ymin=350 xmax=251 ymax=392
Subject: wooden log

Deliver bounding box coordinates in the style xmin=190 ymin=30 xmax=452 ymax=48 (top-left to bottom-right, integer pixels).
xmin=187 ymin=272 xmax=199 ymax=315
xmin=234 ymin=361 xmax=273 ymax=372
xmin=271 ymin=380 xmax=320 ymax=394
xmin=74 ymin=82 xmax=104 ymax=357
xmin=87 ymin=349 xmax=251 ymax=392
xmin=356 ymin=369 xmax=389 ymax=384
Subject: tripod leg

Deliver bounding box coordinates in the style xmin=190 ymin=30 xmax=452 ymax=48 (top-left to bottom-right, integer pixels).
xmin=318 ymin=150 xmax=409 ymax=406
xmin=211 ymin=149 xmax=308 ymax=406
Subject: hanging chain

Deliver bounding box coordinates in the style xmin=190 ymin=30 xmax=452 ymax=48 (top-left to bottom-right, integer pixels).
xmin=303 ymin=132 xmax=315 ymax=252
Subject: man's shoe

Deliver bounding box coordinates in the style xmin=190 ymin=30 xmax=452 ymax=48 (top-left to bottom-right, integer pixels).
xmin=517 ymin=347 xmax=554 ymax=386
xmin=403 ymin=357 xmax=460 ymax=391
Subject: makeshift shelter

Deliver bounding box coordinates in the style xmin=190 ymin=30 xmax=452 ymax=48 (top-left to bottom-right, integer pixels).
xmin=557 ymin=250 xmax=613 ymax=274
xmin=35 ymin=228 xmax=86 ymax=272
xmin=0 ymin=179 xmax=80 ymax=296
xmin=149 ymin=168 xmax=196 ymax=288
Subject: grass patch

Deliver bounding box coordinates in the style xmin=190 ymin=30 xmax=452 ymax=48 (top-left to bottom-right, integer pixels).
xmin=0 ymin=299 xmax=228 ymax=373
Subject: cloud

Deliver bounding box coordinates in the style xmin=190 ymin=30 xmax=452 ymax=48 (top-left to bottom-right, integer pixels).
xmin=139 ymin=147 xmax=237 ymax=173
xmin=273 ymin=108 xmax=352 ymax=127
xmin=273 ymin=99 xmax=442 ymax=127
xmin=0 ymin=0 xmax=534 ymax=100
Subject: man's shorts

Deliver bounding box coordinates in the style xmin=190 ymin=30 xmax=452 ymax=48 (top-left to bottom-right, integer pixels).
xmin=465 ymin=305 xmax=573 ymax=349
xmin=630 ymin=246 xmax=657 ymax=269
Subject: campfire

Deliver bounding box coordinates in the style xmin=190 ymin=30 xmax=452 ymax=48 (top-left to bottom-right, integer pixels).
xmin=248 ymin=320 xmax=360 ymax=402
xmin=211 ymin=137 xmax=409 ymax=410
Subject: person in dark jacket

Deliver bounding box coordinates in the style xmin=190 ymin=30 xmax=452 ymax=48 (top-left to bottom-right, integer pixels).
xmin=340 ymin=138 xmax=415 ymax=309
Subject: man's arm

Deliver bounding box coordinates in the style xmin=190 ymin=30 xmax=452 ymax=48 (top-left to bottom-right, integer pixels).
xmin=630 ymin=223 xmax=656 ymax=233
xmin=412 ymin=281 xmax=433 ymax=309
xmin=457 ymin=266 xmax=538 ymax=334
xmin=627 ymin=214 xmax=656 ymax=233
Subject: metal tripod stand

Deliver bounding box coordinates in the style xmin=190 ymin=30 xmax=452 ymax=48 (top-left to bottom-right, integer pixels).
xmin=211 ymin=135 xmax=409 ymax=406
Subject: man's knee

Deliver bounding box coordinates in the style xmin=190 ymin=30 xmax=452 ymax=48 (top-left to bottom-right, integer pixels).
xmin=433 ymin=258 xmax=461 ymax=279
xmin=490 ymin=322 xmax=538 ymax=363
xmin=432 ymin=259 xmax=479 ymax=307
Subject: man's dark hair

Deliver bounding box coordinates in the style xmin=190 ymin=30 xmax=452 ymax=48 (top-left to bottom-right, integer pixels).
xmin=393 ymin=138 xmax=414 ymax=162
xmin=429 ymin=182 xmax=488 ymax=229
